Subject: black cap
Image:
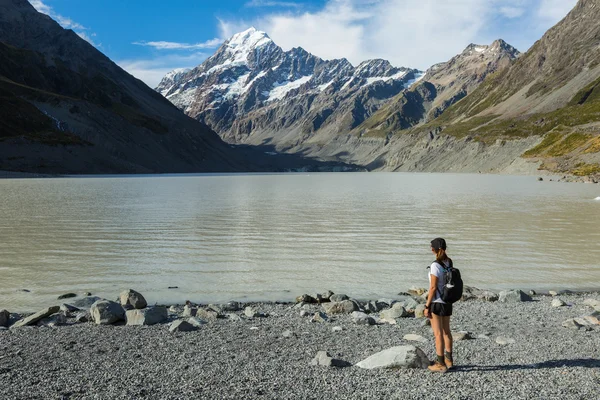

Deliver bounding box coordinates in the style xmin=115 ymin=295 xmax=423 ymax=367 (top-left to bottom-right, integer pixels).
xmin=431 ymin=238 xmax=447 ymax=251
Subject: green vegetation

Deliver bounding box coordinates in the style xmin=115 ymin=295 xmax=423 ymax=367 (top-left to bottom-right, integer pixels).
xmin=583 ymin=137 xmax=600 ymax=154
xmin=546 ymin=133 xmax=592 ymax=157
xmin=568 ymin=75 xmax=600 ymax=106
xmin=522 ymin=130 xmax=564 ymax=157
xmin=572 ymin=163 xmax=600 ymax=176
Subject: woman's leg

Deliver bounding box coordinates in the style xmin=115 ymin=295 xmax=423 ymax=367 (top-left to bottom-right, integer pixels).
xmin=430 ymin=313 xmax=445 ymax=361
xmin=442 ymin=316 xmax=452 ymax=353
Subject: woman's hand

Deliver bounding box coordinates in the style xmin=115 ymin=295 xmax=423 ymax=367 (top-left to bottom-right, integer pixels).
xmin=424 ymin=307 xmax=430 ymax=318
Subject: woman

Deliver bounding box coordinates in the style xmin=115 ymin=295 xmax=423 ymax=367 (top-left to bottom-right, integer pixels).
xmin=423 ymin=237 xmax=453 ymax=372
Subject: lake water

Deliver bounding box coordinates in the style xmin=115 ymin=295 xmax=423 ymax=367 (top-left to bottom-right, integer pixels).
xmin=1 ymin=173 xmax=599 ymax=312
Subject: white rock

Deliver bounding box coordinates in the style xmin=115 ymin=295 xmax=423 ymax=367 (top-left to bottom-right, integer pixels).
xmin=282 ymin=330 xmax=295 ymax=338
xmin=182 ymin=305 xmax=197 ymax=317
xmin=310 ymin=351 xmax=348 ymax=367
xmin=498 ymin=290 xmax=532 ymax=303
xmin=403 ymin=334 xmax=426 ymax=343
xmin=355 ymin=346 xmax=429 ymax=369
xmin=332 ymin=326 xmax=343 ymax=332
xmin=90 ymin=300 xmax=125 ymax=325
xmin=126 ymin=307 xmax=168 ymax=326
xmin=495 ymin=336 xmax=516 ymax=345
xmin=351 ymin=311 xmax=375 ymax=325
xmin=169 ymin=320 xmax=196 ymax=333
xmin=454 ymin=331 xmax=474 ymax=341
xmin=551 ymin=298 xmax=566 ymax=307
xmin=187 ymin=317 xmax=207 ymax=327
xmin=10 ymin=306 xmax=60 ymax=329
xmin=119 ymin=289 xmax=147 ymax=309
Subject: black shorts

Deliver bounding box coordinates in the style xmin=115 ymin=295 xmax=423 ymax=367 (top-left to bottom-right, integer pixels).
xmin=431 ymin=302 xmax=452 ymax=317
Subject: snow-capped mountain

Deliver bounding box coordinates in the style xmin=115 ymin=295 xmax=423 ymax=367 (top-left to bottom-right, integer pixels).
xmin=156 ymin=27 xmax=422 ymax=144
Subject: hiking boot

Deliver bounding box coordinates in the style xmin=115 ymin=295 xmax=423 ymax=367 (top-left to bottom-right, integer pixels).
xmin=445 ymin=357 xmax=453 ymax=370
xmin=428 ymin=361 xmax=448 ymax=373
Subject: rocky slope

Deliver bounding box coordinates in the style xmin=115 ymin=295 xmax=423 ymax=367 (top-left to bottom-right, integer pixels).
xmin=0 ymin=0 xmax=344 ymax=174
xmin=414 ymin=0 xmax=600 ymax=178
xmin=158 ymin=28 xmax=423 ymax=148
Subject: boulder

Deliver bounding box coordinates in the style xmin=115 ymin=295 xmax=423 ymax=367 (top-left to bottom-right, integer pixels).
xmin=355 ymin=346 xmax=429 ymax=369
xmin=75 ymin=312 xmax=90 ymax=323
xmin=187 ymin=317 xmax=208 ymax=327
xmin=549 ymin=290 xmax=558 ymax=296
xmin=400 ymin=298 xmax=420 ymax=312
xmin=126 ymin=307 xmax=168 ymax=326
xmin=495 ymin=337 xmax=516 ymax=346
xmin=57 ymin=293 xmax=77 ymax=300
xmin=70 ymin=296 xmax=102 ymax=310
xmin=498 ymin=290 xmax=532 ymax=303
xmin=10 ymin=306 xmax=60 ymax=329
xmin=90 ymin=300 xmax=125 ymax=325
xmin=295 ymin=294 xmax=317 ymax=304
xmin=322 ymin=300 xmax=357 ymax=315
xmin=407 ymin=287 xmax=427 ymax=296
xmin=37 ymin=312 xmax=67 ymax=327
xmin=320 ymin=290 xmax=334 ymax=302
xmin=329 ymin=294 xmax=349 ymax=302
xmin=351 ymin=311 xmax=376 ymax=325
xmin=221 ymin=301 xmax=242 ymax=312
xmin=379 ymin=303 xmax=408 ymax=322
xmin=403 ymin=334 xmax=426 ymax=343
xmin=60 ymin=303 xmax=80 ymax=313
xmin=182 ymin=305 xmax=197 ymax=317
xmin=169 ymin=320 xmax=196 ymax=333
xmin=196 ymin=308 xmax=219 ymax=321
xmin=168 ymin=305 xmax=182 ymax=314
xmin=583 ymin=298 xmax=600 ymax=310
xmin=551 ymin=298 xmax=566 ymax=307
xmin=311 ymin=312 xmax=329 ymax=323
xmin=225 ymin=314 xmax=242 ymax=322
xmin=244 ymin=306 xmax=266 ymax=318
xmin=310 ymin=351 xmax=349 ymax=367
xmin=0 ymin=310 xmax=10 ymax=327
xmin=453 ymin=331 xmax=474 ymax=341
xmin=414 ymin=304 xmax=426 ymax=319
xmin=461 ymin=286 xmax=498 ymax=301
xmin=332 ymin=326 xmax=343 ymax=332
xmin=119 ymin=289 xmax=147 ymax=309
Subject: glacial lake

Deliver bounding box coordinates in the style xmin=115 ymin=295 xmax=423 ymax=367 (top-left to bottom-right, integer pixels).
xmin=1 ymin=173 xmax=600 ymax=312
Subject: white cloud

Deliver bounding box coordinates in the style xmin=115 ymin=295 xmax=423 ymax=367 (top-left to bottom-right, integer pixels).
xmin=245 ymin=0 xmax=302 ymax=7
xmin=118 ymin=53 xmax=209 ymax=88
xmin=536 ymin=0 xmax=578 ymax=23
xmin=133 ymin=38 xmax=222 ymax=50
xmin=499 ymin=6 xmax=526 ymax=18
xmin=29 ymin=0 xmax=99 ymax=48
xmin=217 ymin=0 xmax=577 ymax=70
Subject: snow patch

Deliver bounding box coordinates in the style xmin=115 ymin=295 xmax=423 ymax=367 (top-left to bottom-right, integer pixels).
xmin=267 ymin=75 xmax=313 ymax=101
xmin=318 ymin=81 xmax=334 ymax=92
xmin=364 ymin=70 xmax=409 ymax=86
xmin=595 ymin=196 xmax=600 ymax=201
xmin=404 ymin=72 xmax=425 ymax=89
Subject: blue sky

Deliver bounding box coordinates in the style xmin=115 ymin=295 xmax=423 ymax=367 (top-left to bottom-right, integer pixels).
xmin=30 ymin=0 xmax=578 ymax=87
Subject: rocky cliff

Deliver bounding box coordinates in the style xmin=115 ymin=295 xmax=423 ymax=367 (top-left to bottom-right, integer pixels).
xmin=0 ymin=0 xmax=339 ymax=174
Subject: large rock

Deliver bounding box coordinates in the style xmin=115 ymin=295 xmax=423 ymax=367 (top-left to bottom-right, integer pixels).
xmin=551 ymin=298 xmax=566 ymax=307
xmin=399 ymin=298 xmax=420 ymax=312
xmin=10 ymin=306 xmax=60 ymax=329
xmin=296 ymin=294 xmax=317 ymax=304
xmin=119 ymin=289 xmax=147 ymax=309
xmin=0 ymin=310 xmax=9 ymax=327
xmin=351 ymin=311 xmax=376 ymax=325
xmin=498 ymin=290 xmax=532 ymax=303
xmin=70 ymin=296 xmax=102 ymax=310
xmin=182 ymin=305 xmax=197 ymax=317
xmin=196 ymin=308 xmax=219 ymax=321
xmin=169 ymin=320 xmax=196 ymax=333
xmin=57 ymin=293 xmax=77 ymax=300
xmin=403 ymin=334 xmax=426 ymax=343
xmin=221 ymin=301 xmax=242 ymax=312
xmin=322 ymin=300 xmax=357 ymax=314
xmin=407 ymin=287 xmax=427 ymax=296
xmin=37 ymin=312 xmax=67 ymax=327
xmin=244 ymin=306 xmax=266 ymax=318
xmin=462 ymin=286 xmax=499 ymax=302
xmin=355 ymin=346 xmax=429 ymax=369
xmin=310 ymin=351 xmax=349 ymax=367
xmin=414 ymin=304 xmax=426 ymax=319
xmin=583 ymin=298 xmax=600 ymax=311
xmin=329 ymin=294 xmax=349 ymax=302
xmin=311 ymin=312 xmax=329 ymax=323
xmin=379 ymin=303 xmax=408 ymax=322
xmin=90 ymin=300 xmax=125 ymax=325
xmin=126 ymin=307 xmax=168 ymax=326
xmin=187 ymin=317 xmax=208 ymax=327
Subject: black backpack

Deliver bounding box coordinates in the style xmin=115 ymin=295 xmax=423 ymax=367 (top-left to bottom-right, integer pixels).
xmin=433 ymin=259 xmax=463 ymax=304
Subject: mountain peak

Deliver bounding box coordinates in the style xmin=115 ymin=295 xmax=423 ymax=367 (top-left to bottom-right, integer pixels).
xmin=227 ymin=27 xmax=272 ymax=49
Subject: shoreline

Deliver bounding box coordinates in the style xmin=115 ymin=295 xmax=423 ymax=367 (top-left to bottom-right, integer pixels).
xmin=1 ymin=289 xmax=599 ymax=399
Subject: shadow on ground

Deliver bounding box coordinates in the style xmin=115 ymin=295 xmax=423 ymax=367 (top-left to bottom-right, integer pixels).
xmin=455 ymin=358 xmax=600 ymax=372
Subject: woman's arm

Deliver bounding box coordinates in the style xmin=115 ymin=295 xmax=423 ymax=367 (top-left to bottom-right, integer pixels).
xmin=424 ymin=273 xmax=438 ymax=318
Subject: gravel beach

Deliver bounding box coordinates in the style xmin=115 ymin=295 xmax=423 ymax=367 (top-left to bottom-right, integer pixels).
xmin=1 ymin=292 xmax=599 ymax=400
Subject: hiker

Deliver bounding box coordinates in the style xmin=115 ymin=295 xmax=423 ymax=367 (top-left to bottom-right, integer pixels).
xmin=424 ymin=237 xmax=455 ymax=372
